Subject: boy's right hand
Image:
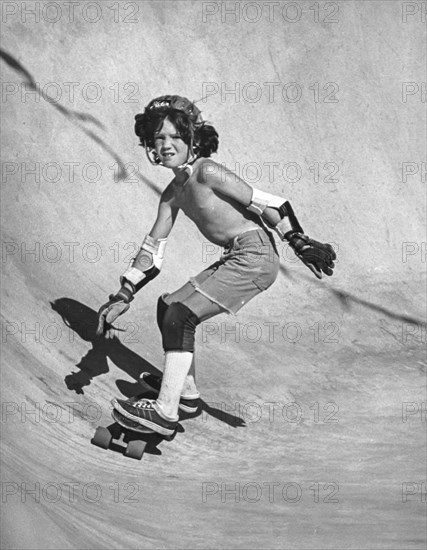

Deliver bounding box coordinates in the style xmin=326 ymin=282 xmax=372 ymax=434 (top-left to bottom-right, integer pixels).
xmin=287 ymin=233 xmax=336 ymax=279
xmin=96 ymin=288 xmax=133 ymax=339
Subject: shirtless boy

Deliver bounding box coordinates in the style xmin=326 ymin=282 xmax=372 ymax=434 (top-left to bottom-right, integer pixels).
xmin=96 ymin=95 xmax=336 ymax=437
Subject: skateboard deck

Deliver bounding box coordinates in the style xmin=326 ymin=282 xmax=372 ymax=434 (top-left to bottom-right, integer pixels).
xmin=112 ymin=409 xmax=155 ymax=434
xmin=91 ymin=408 xmax=177 ymax=460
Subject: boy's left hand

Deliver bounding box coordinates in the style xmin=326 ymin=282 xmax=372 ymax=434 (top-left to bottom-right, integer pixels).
xmin=96 ymin=291 xmax=131 ymax=339
xmin=287 ymin=233 xmax=336 ymax=279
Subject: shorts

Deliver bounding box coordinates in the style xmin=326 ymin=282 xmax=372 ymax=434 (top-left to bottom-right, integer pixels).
xmin=189 ymin=228 xmax=280 ymax=314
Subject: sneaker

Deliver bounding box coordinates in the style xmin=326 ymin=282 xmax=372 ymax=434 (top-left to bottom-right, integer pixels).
xmin=111 ymin=397 xmax=177 ymax=437
xmin=139 ymin=372 xmax=200 ymax=414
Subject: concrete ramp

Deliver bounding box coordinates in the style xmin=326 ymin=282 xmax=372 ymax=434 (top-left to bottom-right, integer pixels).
xmin=1 ymin=1 xmax=425 ymax=548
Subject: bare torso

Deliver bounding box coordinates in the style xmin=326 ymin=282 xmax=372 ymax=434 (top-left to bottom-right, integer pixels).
xmin=167 ymin=158 xmax=261 ymax=246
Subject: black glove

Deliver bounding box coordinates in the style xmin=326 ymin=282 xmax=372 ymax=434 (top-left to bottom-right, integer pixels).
xmin=287 ymin=233 xmax=336 ymax=279
xmin=96 ymin=287 xmax=133 ymax=339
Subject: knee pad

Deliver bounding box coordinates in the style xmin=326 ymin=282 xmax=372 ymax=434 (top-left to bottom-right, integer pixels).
xmin=161 ymin=302 xmax=200 ymax=352
xmin=157 ymin=293 xmax=170 ymax=332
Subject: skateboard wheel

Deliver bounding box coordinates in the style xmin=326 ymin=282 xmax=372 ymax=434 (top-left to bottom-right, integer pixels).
xmin=110 ymin=423 xmax=122 ymax=440
xmin=125 ymin=440 xmax=147 ymax=460
xmin=91 ymin=427 xmax=112 ymax=449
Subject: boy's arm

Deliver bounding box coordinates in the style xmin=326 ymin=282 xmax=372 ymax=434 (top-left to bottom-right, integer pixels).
xmin=148 ymin=186 xmax=179 ymax=241
xmin=96 ymin=190 xmax=178 ymax=337
xmin=200 ymin=161 xmax=288 ymax=229
xmin=119 ymin=192 xmax=178 ymax=299
xmin=201 ymin=161 xmax=336 ymax=279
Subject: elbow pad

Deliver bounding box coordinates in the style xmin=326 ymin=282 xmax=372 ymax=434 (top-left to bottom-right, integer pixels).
xmin=120 ymin=235 xmax=167 ymax=293
xmin=247 ymin=187 xmax=285 ymax=216
xmin=247 ymin=188 xmax=303 ymax=240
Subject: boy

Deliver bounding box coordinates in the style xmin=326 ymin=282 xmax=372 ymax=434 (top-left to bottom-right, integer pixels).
xmin=96 ymin=95 xmax=336 ymax=437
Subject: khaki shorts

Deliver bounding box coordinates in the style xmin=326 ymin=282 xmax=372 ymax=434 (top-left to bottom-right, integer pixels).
xmin=189 ymin=228 xmax=280 ymax=314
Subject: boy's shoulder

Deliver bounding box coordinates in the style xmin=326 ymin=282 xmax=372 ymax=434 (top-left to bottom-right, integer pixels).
xmin=193 ymin=157 xmax=224 ymax=184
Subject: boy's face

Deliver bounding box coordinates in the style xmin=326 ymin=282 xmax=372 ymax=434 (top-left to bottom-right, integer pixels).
xmin=153 ymin=118 xmax=189 ymax=168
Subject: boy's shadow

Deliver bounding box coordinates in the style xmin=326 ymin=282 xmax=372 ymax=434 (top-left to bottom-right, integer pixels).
xmin=51 ymin=298 xmax=245 ymax=428
xmin=51 ymin=298 xmax=157 ymax=396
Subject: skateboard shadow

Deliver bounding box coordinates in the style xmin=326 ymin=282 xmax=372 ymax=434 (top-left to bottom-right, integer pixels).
xmin=51 ymin=297 xmax=245 ymax=429
xmin=180 ymin=403 xmax=246 ymax=428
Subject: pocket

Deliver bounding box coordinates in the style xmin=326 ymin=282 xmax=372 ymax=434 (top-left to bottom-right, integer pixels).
xmin=252 ymin=247 xmax=280 ymax=291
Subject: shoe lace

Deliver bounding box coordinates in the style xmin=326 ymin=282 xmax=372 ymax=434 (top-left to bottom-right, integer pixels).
xmin=134 ymin=398 xmax=155 ymax=409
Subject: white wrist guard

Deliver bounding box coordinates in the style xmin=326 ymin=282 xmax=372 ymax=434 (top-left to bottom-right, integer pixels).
xmin=274 ymin=216 xmax=295 ymax=240
xmin=120 ymin=235 xmax=167 ymax=292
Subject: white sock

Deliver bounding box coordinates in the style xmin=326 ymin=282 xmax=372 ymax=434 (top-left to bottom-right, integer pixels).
xmin=182 ymin=356 xmax=199 ymax=398
xmin=156 ymin=351 xmax=193 ymax=420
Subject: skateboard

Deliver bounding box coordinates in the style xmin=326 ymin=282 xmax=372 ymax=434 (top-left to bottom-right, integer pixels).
xmin=91 ymin=409 xmax=176 ymax=460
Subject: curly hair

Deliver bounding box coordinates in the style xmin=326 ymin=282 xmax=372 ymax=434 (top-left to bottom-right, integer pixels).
xmin=134 ymin=96 xmax=219 ymax=162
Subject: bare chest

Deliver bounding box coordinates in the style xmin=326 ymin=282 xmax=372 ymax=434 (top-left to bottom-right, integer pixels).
xmin=172 ymin=180 xmax=219 ymax=222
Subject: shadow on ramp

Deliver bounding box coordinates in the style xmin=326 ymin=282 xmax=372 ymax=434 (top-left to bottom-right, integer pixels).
xmin=279 ymin=264 xmax=424 ymax=325
xmin=0 ymin=48 xmax=161 ymax=193
xmin=51 ymin=297 xmax=160 ymax=394
xmin=51 ymin=298 xmax=246 ymax=428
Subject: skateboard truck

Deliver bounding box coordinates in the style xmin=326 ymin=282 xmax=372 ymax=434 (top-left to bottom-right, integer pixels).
xmin=91 ymin=410 xmax=177 ymax=460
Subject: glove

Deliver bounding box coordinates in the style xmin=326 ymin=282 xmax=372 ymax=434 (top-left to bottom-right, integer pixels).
xmin=96 ymin=287 xmax=133 ymax=339
xmin=287 ymin=233 xmax=336 ymax=279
